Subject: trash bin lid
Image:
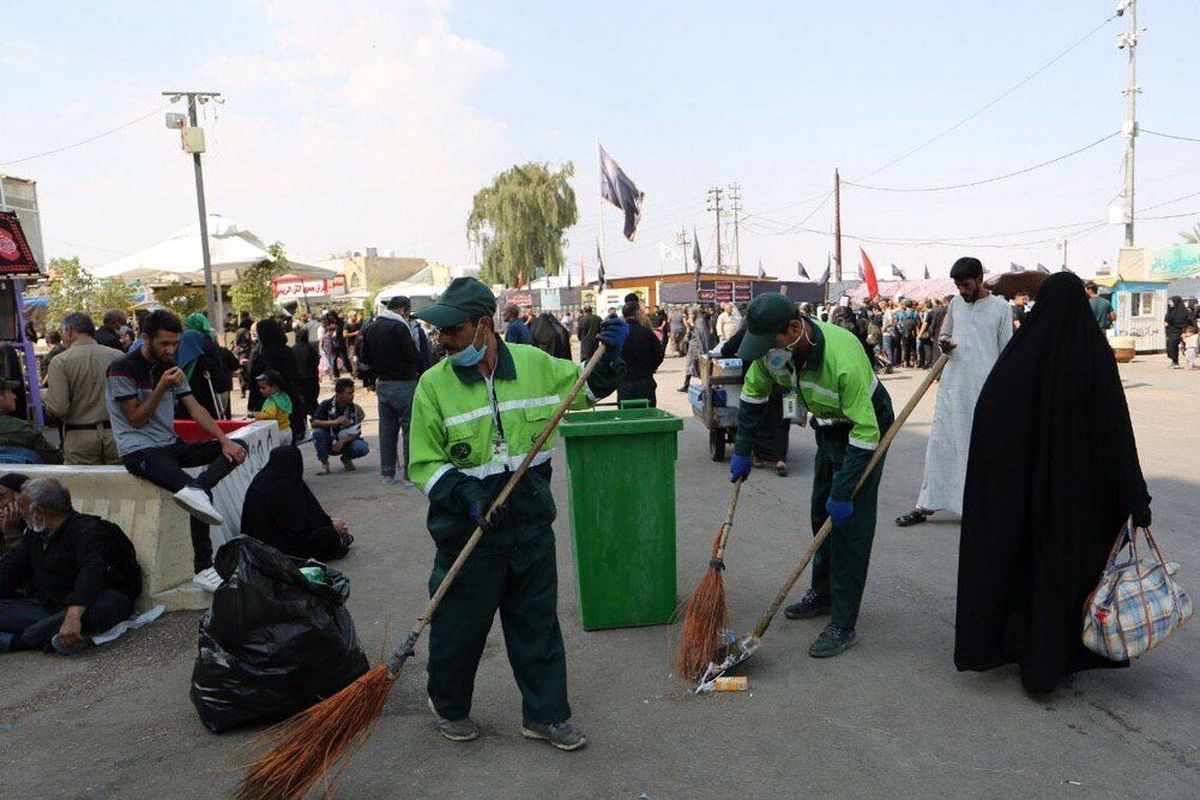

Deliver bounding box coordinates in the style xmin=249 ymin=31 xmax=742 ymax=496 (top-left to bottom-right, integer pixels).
xmin=559 ymin=407 xmax=684 ymax=438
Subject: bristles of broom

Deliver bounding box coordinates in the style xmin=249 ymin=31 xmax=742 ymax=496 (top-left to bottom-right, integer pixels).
xmin=675 ymin=528 xmax=730 ymax=681
xmin=235 ymin=664 xmax=396 ymax=800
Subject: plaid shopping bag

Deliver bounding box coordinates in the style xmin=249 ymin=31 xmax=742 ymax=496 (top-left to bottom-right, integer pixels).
xmin=1083 ymin=524 xmax=1193 ymax=661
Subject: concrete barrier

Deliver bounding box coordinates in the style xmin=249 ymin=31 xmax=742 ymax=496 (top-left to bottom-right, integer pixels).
xmin=17 ymin=421 xmax=280 ymax=611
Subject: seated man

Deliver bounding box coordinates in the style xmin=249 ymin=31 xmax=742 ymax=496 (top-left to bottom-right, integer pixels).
xmin=0 ymin=473 xmax=28 ymax=555
xmin=310 ymin=378 xmax=369 ymax=475
xmin=0 ymin=379 xmax=62 ymax=464
xmin=105 ymin=310 xmax=247 ymax=593
xmin=0 ymin=478 xmax=142 ymax=653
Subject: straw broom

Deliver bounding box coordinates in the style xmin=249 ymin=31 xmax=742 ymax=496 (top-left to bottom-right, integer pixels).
xmin=676 ymin=478 xmax=743 ymax=681
xmin=236 ymin=343 xmax=608 ymax=800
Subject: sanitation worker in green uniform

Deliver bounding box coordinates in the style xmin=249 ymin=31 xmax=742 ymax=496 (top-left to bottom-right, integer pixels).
xmin=409 ymin=278 xmax=627 ymax=750
xmin=730 ymin=293 xmax=894 ymax=658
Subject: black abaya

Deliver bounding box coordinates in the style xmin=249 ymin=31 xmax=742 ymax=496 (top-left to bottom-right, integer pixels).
xmin=955 ymin=272 xmax=1151 ymax=693
xmin=239 ymin=446 xmax=348 ymax=561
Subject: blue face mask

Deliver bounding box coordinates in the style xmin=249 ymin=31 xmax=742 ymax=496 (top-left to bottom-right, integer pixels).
xmin=449 ymin=324 xmax=488 ymax=367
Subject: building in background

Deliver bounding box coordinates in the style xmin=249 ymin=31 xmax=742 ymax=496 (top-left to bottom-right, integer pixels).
xmin=331 ymin=248 xmax=428 ymax=292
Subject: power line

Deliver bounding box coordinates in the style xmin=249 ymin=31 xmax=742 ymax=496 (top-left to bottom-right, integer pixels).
xmin=0 ymin=104 xmax=170 ymax=167
xmin=856 ymin=13 xmax=1118 ymax=180
xmin=844 ymin=131 xmax=1119 ymax=193
xmin=1142 ymin=128 xmax=1200 ymax=144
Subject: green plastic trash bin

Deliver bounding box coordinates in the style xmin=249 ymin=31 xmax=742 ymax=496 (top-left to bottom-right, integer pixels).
xmin=559 ymin=400 xmax=684 ymax=630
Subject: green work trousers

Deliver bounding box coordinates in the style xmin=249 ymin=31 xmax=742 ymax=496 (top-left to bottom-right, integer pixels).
xmin=808 ymin=416 xmax=892 ymax=629
xmin=426 ymin=533 xmax=570 ymax=725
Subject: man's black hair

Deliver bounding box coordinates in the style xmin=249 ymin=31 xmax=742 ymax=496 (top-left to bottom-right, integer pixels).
xmin=387 ymin=296 xmax=411 ymax=311
xmin=949 ymin=257 xmax=984 ymax=282
xmin=143 ymin=309 xmax=183 ymax=340
xmin=334 ymin=377 xmax=355 ymax=393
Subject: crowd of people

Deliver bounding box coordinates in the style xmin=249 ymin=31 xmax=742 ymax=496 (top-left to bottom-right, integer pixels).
xmin=0 ymin=266 xmax=1185 ymax=759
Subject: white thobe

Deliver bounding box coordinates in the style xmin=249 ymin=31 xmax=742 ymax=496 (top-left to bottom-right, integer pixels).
xmin=917 ymin=294 xmax=1013 ymax=514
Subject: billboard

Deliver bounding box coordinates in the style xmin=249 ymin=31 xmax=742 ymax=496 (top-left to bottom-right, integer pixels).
xmin=0 ymin=211 xmax=40 ymax=275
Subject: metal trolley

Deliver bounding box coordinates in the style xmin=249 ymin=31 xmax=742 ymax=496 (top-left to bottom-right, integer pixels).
xmin=690 ymin=354 xmax=743 ymax=462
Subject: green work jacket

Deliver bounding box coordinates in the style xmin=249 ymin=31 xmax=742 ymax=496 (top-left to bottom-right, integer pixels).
xmin=409 ymin=339 xmax=623 ymax=553
xmin=735 ymin=319 xmax=889 ymax=501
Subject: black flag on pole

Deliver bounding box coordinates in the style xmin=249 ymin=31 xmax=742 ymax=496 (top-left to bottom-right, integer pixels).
xmin=692 ymin=227 xmax=703 ymax=291
xmin=757 ymin=260 xmax=766 ymax=279
xmin=924 ymin=264 xmax=930 ymax=280
xmin=797 ymin=260 xmax=810 ymax=280
xmin=599 ymin=145 xmax=645 ymax=241
xmin=891 ymin=263 xmax=906 ymax=280
xmin=1036 ymin=262 xmax=1050 ymax=274
xmin=596 ymin=239 xmax=606 ymax=291
xmin=1010 ymin=262 xmax=1026 ymax=273
xmin=817 ymin=254 xmax=830 ymax=285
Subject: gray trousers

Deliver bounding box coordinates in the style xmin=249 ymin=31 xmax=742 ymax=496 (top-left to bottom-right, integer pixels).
xmin=376 ymin=378 xmax=417 ymax=478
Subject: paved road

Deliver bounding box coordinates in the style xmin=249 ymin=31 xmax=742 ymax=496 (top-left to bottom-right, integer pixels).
xmin=3 ymin=352 xmax=1197 ymax=799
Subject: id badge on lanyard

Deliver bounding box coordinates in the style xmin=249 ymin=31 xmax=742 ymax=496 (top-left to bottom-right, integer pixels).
xmin=782 ymin=393 xmax=801 ymax=422
xmin=492 ymin=435 xmax=509 ymax=461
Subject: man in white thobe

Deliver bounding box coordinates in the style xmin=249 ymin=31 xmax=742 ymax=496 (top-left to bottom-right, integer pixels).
xmin=896 ymin=257 xmax=1012 ymax=526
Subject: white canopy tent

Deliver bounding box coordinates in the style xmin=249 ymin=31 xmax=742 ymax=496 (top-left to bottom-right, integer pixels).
xmin=91 ymin=214 xmax=333 ymax=284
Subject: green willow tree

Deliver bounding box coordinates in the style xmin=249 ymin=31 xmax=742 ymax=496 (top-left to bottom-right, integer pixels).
xmin=230 ymin=241 xmax=289 ymax=318
xmin=467 ymin=162 xmax=578 ymax=286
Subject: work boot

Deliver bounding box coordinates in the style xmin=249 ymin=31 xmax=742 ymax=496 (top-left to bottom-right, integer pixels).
xmin=521 ymin=720 xmax=588 ymax=751
xmin=428 ymin=697 xmax=479 ymax=742
xmin=808 ymin=624 xmax=857 ymax=658
xmin=784 ymin=589 xmax=831 ymax=620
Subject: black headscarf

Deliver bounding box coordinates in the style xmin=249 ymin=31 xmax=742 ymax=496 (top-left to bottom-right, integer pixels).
xmin=239 ymin=446 xmax=347 ymax=561
xmin=955 ymin=272 xmax=1150 ymax=693
xmin=247 ymin=318 xmax=301 ymax=417
xmin=1165 ymin=296 xmax=1191 ymax=330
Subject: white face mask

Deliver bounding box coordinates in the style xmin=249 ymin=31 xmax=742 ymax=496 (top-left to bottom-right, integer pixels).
xmin=764 ymin=331 xmax=804 ymax=376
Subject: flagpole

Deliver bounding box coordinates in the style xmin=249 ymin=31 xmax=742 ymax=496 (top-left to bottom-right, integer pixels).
xmin=596 ymin=136 xmax=607 ymax=287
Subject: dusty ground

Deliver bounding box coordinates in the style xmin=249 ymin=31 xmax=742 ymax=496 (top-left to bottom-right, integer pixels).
xmin=2 ymin=349 xmax=1197 ymax=799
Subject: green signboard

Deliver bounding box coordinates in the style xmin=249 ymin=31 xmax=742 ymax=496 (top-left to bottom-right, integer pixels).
xmin=1147 ymin=243 xmax=1200 ymax=280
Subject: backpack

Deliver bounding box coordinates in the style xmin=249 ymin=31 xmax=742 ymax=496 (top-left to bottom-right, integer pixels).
xmin=896 ymin=310 xmax=917 ymax=336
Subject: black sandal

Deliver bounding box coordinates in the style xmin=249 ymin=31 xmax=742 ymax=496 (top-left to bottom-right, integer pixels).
xmin=895 ymin=509 xmax=930 ymax=527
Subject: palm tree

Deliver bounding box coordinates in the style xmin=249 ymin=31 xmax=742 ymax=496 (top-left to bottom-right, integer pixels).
xmin=1180 ymin=223 xmax=1200 ymax=244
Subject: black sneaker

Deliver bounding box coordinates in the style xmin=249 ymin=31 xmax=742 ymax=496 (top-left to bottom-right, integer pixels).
xmin=521 ymin=720 xmax=587 ymax=751
xmin=808 ymin=624 xmax=857 ymax=658
xmin=784 ymin=589 xmax=831 ymax=620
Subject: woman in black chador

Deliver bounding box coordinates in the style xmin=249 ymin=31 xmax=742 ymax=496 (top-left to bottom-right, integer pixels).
xmin=955 ymin=272 xmax=1152 ymax=693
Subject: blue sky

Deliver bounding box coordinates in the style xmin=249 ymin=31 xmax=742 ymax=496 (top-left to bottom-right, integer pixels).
xmin=4 ymin=1 xmax=1198 ymax=279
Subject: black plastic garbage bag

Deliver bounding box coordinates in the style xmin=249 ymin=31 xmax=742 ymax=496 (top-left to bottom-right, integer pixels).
xmin=190 ymin=536 xmax=369 ymax=733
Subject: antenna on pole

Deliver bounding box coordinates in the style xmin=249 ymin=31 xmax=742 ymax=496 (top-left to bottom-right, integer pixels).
xmin=706 ymin=187 xmax=724 ymax=271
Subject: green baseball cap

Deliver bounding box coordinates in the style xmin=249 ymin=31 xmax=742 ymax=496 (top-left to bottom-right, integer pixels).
xmin=0 ymin=379 xmax=20 ymax=392
xmin=736 ymin=292 xmax=798 ymax=362
xmin=413 ymin=277 xmax=497 ymax=328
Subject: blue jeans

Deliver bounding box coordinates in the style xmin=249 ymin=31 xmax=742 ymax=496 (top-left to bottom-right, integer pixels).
xmin=376 ymin=379 xmax=417 ymax=478
xmin=881 ymin=334 xmax=896 ymax=366
xmin=0 ymin=445 xmax=43 ymax=464
xmin=312 ymin=430 xmax=370 ymax=464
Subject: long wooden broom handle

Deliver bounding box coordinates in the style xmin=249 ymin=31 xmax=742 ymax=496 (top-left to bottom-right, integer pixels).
xmin=387 ymin=341 xmax=609 ymax=675
xmin=752 ymin=353 xmax=949 ymax=639
xmin=712 ymin=478 xmax=744 ymax=563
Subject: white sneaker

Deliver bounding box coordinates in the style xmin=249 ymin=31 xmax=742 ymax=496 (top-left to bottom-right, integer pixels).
xmin=193 ymin=567 xmax=223 ymax=593
xmin=173 ymin=486 xmax=225 ymax=526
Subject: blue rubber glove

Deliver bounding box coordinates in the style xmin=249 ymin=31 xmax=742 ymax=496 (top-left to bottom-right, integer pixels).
xmin=730 ymin=453 xmax=752 ymax=483
xmin=826 ymin=497 xmax=854 ymax=528
xmin=598 ymin=314 xmax=629 ymax=357
xmin=468 ymin=498 xmax=505 ymax=534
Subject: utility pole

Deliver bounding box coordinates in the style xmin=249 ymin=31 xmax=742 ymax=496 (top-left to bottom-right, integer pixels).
xmin=1059 ymin=237 xmax=1069 ymax=272
xmin=706 ymin=186 xmax=724 ymax=271
xmin=676 ymin=226 xmax=690 ymax=268
xmin=728 ymin=182 xmax=742 ymax=275
xmin=833 ymin=168 xmax=843 ymax=283
xmin=163 ymin=90 xmax=222 ymax=328
xmin=1117 ymin=0 xmax=1140 ymax=248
